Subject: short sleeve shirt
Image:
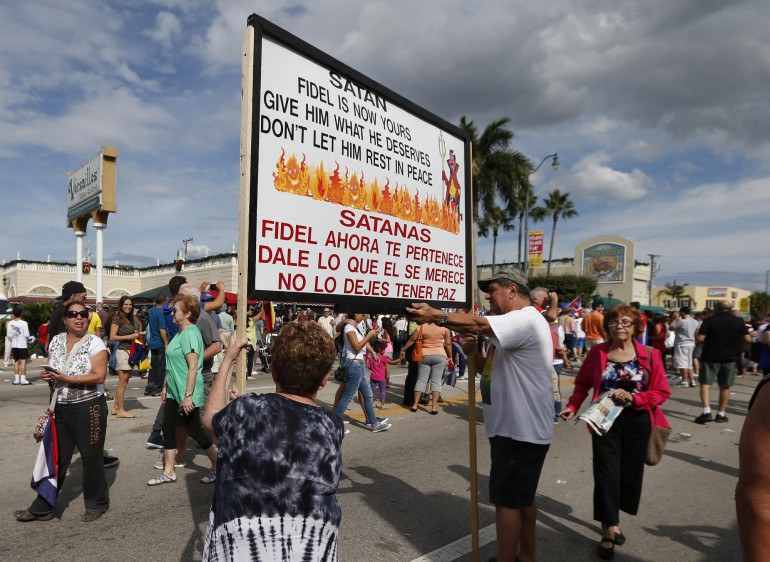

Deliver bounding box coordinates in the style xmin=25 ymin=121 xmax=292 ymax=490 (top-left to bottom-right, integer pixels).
xmin=165 ymin=325 xmax=204 ymax=406
xmin=49 ymin=333 xmax=107 ymax=403
xmin=483 ymin=306 xmax=555 ymax=445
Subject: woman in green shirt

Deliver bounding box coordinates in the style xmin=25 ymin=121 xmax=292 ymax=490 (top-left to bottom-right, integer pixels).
xmin=148 ymin=294 xmax=217 ymax=486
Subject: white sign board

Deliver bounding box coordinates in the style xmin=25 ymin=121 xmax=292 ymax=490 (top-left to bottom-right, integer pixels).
xmin=67 ymin=152 xmax=103 ymax=220
xmin=242 ymin=17 xmax=471 ymax=312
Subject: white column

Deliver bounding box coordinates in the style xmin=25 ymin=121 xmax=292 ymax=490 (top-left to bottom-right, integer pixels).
xmin=75 ymin=231 xmax=85 ymax=283
xmin=94 ymin=222 xmax=105 ymax=303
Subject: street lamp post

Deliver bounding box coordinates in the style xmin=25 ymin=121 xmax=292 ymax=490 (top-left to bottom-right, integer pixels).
xmin=523 ymin=153 xmax=560 ymax=278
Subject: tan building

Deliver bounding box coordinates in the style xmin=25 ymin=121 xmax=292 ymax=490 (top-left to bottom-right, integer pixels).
xmin=477 ymin=235 xmax=653 ymax=305
xmin=652 ymin=285 xmax=752 ymax=315
xmin=1 ymin=253 xmax=239 ymax=303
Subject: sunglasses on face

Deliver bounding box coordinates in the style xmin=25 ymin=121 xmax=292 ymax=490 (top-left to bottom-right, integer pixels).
xmin=66 ymin=310 xmax=89 ymax=319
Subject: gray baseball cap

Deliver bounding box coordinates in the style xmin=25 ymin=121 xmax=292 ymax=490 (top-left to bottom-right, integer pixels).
xmin=478 ymin=269 xmax=530 ymax=293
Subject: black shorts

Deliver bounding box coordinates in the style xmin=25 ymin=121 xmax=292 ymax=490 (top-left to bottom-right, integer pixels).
xmin=489 ymin=436 xmax=550 ymax=509
xmin=11 ymin=348 xmax=29 ymax=361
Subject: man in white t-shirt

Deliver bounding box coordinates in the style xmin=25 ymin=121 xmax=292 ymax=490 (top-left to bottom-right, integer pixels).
xmin=8 ymin=305 xmax=32 ymax=385
xmin=670 ymin=306 xmax=700 ymax=388
xmin=407 ymin=269 xmax=553 ymax=562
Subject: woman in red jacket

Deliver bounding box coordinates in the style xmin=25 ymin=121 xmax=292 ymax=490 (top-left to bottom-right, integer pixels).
xmin=560 ymin=304 xmax=671 ymax=560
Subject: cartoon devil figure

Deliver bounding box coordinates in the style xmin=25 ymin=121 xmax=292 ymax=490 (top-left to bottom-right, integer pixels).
xmin=442 ymin=149 xmax=462 ymax=218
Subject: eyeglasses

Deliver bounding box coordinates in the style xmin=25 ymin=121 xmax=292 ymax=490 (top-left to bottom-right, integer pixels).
xmin=608 ymin=319 xmax=633 ymax=328
xmin=66 ymin=310 xmax=89 ymax=319
xmin=323 ymin=310 xmax=331 ymax=313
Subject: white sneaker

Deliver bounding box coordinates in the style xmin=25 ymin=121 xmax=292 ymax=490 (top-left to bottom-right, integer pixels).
xmin=147 ymin=473 xmax=176 ymax=486
xmin=371 ymin=422 xmax=392 ymax=433
xmin=200 ymin=470 xmax=216 ymax=484
xmin=154 ymin=460 xmax=185 ymax=470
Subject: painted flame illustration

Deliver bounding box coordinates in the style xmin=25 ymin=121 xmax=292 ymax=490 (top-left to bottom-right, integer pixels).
xmin=272 ymin=149 xmax=461 ymax=234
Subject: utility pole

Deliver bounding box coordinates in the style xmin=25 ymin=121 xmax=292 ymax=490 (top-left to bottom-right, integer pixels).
xmin=182 ymin=237 xmax=193 ymax=261
xmin=647 ymin=254 xmax=660 ymax=306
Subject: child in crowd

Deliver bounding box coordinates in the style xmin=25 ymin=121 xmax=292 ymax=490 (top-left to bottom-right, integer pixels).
xmin=367 ymin=339 xmax=398 ymax=410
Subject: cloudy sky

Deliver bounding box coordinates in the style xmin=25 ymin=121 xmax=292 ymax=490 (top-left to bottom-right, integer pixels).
xmin=2 ymin=0 xmax=769 ymax=292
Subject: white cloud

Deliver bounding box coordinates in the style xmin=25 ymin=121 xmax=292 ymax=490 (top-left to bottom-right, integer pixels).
xmin=556 ymin=152 xmax=652 ymax=202
xmin=146 ymin=11 xmax=182 ymax=49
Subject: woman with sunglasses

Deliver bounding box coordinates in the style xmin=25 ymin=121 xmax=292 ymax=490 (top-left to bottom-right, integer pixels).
xmin=14 ymin=301 xmax=110 ymax=522
xmin=560 ymin=304 xmax=670 ymax=560
xmin=109 ymin=295 xmax=142 ymax=418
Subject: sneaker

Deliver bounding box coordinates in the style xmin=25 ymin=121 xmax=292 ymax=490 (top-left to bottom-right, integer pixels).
xmin=104 ymin=392 xmax=115 ymax=401
xmin=365 ymin=417 xmax=389 ymax=426
xmin=154 ymin=460 xmax=185 ymax=470
xmin=694 ymin=412 xmax=713 ymax=424
xmin=103 ymin=455 xmax=120 ymax=469
xmin=371 ymin=422 xmax=392 ymax=433
xmin=676 ymin=381 xmax=691 ymax=388
xmin=147 ymin=473 xmax=176 ymax=486
xmin=689 ymin=382 xmax=697 ymax=388
xmin=715 ymin=414 xmax=729 ymax=423
xmin=19 ymin=380 xmax=32 ymax=385
xmin=200 ymin=470 xmax=216 ymax=484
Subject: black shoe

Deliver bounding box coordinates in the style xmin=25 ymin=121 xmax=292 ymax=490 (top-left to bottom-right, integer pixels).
xmin=437 ymin=395 xmax=445 ymax=404
xmin=715 ymin=414 xmax=729 ymax=423
xmin=103 ymin=455 xmax=120 ymax=469
xmin=694 ymin=412 xmax=713 ymax=424
xmin=146 ymin=430 xmax=164 ymax=449
xmin=598 ymin=538 xmax=615 ymax=560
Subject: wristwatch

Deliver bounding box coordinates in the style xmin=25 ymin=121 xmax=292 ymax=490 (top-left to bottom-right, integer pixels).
xmin=438 ymin=309 xmax=448 ymax=326
xmin=184 ymin=392 xmax=193 ymax=398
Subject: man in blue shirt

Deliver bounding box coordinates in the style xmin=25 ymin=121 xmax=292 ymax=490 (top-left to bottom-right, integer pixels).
xmin=144 ymin=293 xmax=168 ymax=396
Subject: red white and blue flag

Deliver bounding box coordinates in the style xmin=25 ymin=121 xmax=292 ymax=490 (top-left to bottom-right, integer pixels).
xmin=31 ymin=415 xmax=59 ymax=508
xmin=568 ymin=295 xmax=583 ymax=315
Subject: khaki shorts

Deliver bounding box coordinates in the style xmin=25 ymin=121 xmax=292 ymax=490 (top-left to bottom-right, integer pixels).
xmin=699 ymin=361 xmax=738 ymax=388
xmin=673 ymin=343 xmax=695 ymax=370
xmin=115 ymin=349 xmax=132 ymax=371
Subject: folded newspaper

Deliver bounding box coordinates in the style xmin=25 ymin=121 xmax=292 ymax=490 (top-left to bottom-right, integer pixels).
xmin=577 ymin=392 xmax=630 ymax=435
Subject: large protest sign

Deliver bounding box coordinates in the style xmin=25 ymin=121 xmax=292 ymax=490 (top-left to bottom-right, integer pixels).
xmin=239 ymin=15 xmax=471 ymax=312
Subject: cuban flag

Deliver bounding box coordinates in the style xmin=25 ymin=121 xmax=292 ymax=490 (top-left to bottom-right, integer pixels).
xmin=31 ymin=415 xmax=59 ymax=508
xmin=568 ymin=295 xmax=583 ymax=315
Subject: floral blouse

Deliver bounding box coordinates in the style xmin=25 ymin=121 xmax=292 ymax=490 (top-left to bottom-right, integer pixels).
xmin=600 ymin=358 xmax=649 ymax=394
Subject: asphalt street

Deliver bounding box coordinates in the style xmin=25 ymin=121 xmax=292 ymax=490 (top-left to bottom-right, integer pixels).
xmin=0 ymin=357 xmax=751 ymax=562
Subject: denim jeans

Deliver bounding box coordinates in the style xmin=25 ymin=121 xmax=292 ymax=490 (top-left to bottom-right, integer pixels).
xmin=107 ymin=340 xmax=119 ymax=369
xmin=147 ymin=346 xmax=165 ymax=393
xmin=333 ymin=360 xmax=378 ymax=424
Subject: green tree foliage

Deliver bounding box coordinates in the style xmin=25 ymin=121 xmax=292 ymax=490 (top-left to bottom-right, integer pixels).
xmin=459 ymin=116 xmax=531 ymax=228
xmin=21 ymin=301 xmax=56 ymax=334
xmin=750 ymin=292 xmax=770 ymax=321
xmin=657 ymin=280 xmax=696 ymax=308
xmin=536 ymin=189 xmax=579 ymax=275
xmin=528 ymin=274 xmax=598 ymax=302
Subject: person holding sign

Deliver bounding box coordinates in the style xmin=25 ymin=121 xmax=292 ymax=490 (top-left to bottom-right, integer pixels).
xmin=202 ymin=323 xmax=343 ymax=561
xmin=407 ymin=269 xmax=553 ymax=562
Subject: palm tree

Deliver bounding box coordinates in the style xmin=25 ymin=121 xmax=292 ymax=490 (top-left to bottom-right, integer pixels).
xmin=478 ymin=203 xmax=516 ymax=270
xmin=540 ymin=190 xmax=579 ymax=275
xmin=458 ymin=117 xmax=531 ymax=231
xmin=657 ymin=280 xmax=696 ymax=309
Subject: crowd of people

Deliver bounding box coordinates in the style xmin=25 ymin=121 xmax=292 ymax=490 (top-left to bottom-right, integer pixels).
xmin=5 ymin=271 xmax=767 ymax=561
